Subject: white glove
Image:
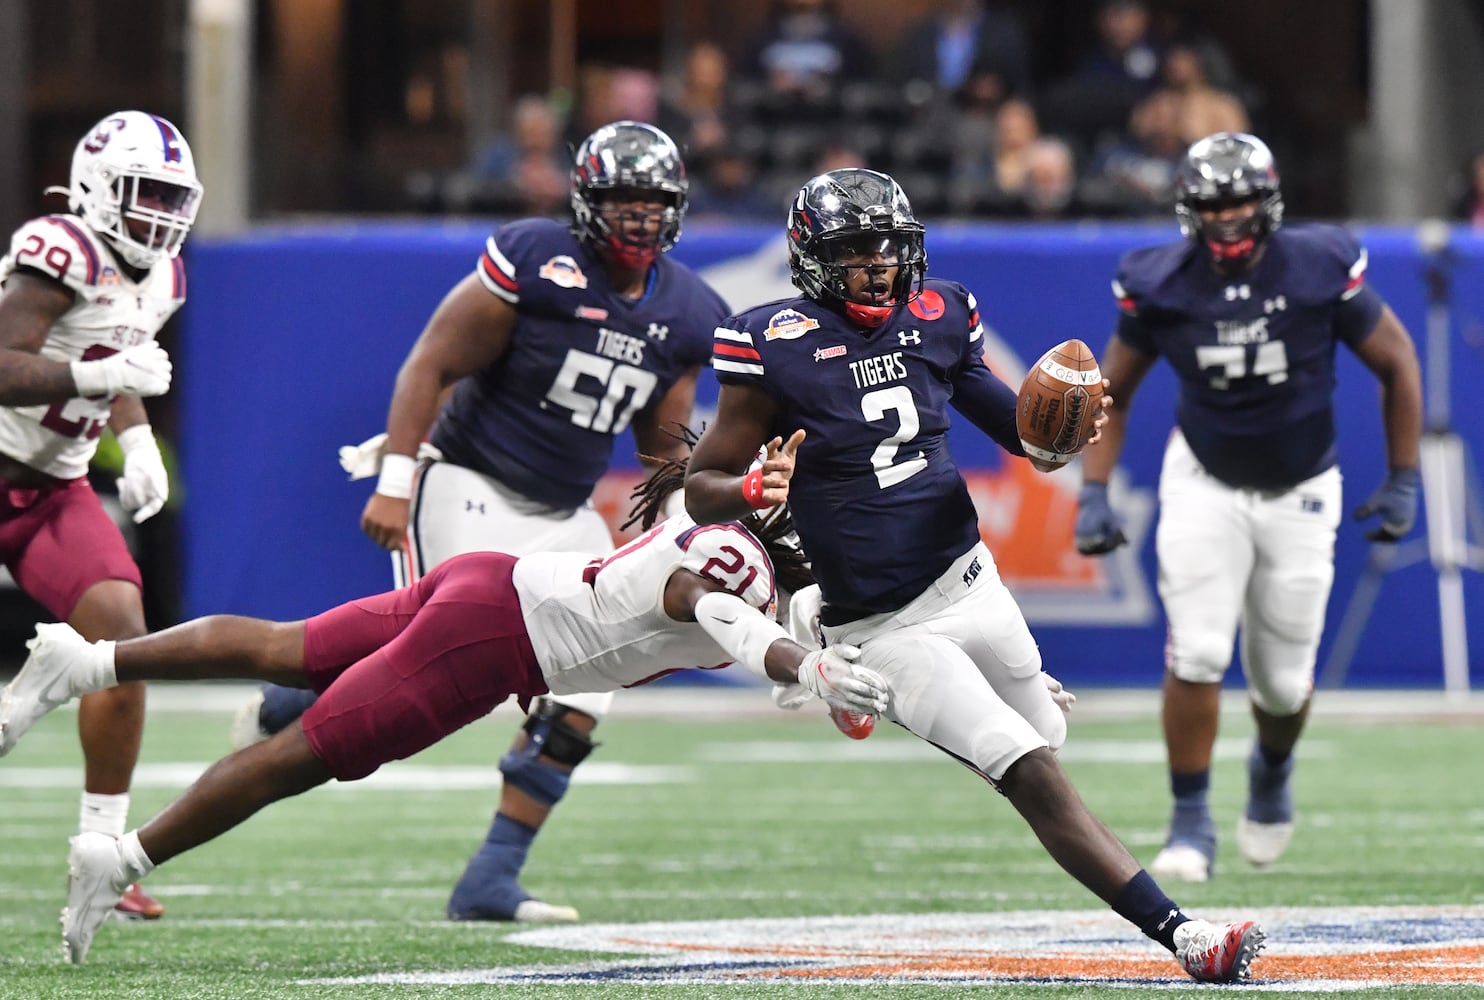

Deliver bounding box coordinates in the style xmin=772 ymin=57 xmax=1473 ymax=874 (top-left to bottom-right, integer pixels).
xmin=115 ymin=425 xmax=168 ymax=523
xmin=337 ymin=432 xmax=444 ymax=480
xmin=795 ymin=644 xmax=889 ymax=716
xmin=1044 ymin=672 xmax=1077 ymax=715
xmin=771 ymin=681 xmax=814 ymax=710
xmin=71 ymin=343 xmax=172 ymax=398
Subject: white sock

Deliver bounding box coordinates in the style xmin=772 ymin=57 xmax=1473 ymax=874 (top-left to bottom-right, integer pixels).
xmin=117 ymin=829 xmax=157 ymax=881
xmin=79 ymin=792 xmax=129 ymax=838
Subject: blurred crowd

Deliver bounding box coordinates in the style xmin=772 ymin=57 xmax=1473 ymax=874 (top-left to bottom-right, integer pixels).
xmin=431 ymin=0 xmax=1259 ymax=223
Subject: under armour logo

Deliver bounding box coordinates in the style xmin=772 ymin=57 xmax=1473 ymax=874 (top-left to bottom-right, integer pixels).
xmin=1264 ymin=295 xmax=1287 ymax=314
xmin=466 ymin=501 xmax=486 ymax=514
xmin=898 ymin=329 xmax=922 ymax=346
xmin=646 ymin=322 xmax=669 ymax=341
xmin=1156 ymin=908 xmax=1180 ymax=931
xmin=1224 ymin=284 xmax=1252 ymax=301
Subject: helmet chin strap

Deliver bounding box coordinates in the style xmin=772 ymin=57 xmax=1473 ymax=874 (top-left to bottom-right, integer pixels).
xmin=843 ymin=299 xmax=896 ymax=327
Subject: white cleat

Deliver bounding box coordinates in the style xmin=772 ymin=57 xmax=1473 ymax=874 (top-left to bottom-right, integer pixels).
xmin=0 ymin=623 xmax=94 ymax=756
xmin=62 ymin=833 xmax=128 ymax=964
xmin=1236 ymin=816 xmax=1295 ymax=867
xmin=511 ymin=899 xmax=580 ymax=923
xmin=1149 ymin=844 xmax=1212 ymax=883
xmin=229 ymin=689 xmax=270 ymax=751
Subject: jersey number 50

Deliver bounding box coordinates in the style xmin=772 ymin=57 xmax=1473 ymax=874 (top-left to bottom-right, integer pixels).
xmin=544 ymin=349 xmax=658 ymax=434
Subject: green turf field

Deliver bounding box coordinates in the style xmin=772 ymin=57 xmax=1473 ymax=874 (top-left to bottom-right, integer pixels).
xmin=1 ymin=686 xmax=1480 ymax=998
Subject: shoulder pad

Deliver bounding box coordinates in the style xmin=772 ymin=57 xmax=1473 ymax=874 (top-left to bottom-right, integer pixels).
xmin=1275 ymin=224 xmax=1369 ymax=300
xmin=675 ymin=522 xmax=776 ymax=613
xmin=4 ymin=216 xmax=109 ymax=298
xmin=1112 ymin=241 xmax=1192 ymax=315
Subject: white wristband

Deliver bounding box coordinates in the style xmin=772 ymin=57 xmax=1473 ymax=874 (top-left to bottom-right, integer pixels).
xmin=115 ymin=424 xmax=155 ymax=455
xmin=375 ymin=453 xmax=417 ymax=499
xmin=70 ymin=359 xmax=109 ymax=398
xmin=694 ymin=591 xmax=790 ymax=681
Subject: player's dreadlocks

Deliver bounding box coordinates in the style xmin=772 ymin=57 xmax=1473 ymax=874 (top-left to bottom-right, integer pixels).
xmin=624 ymin=425 xmax=815 ymax=595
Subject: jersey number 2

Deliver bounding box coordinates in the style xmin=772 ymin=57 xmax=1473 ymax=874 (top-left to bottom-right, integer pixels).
xmin=544 ymin=349 xmax=657 ymax=434
xmin=862 ymin=385 xmax=927 ymax=488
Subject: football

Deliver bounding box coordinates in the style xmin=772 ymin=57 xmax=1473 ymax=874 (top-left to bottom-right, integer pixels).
xmin=1016 ymin=338 xmax=1103 ymax=467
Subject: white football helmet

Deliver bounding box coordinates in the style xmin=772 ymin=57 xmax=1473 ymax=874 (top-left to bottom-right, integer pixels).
xmin=65 ymin=111 xmax=203 ymax=269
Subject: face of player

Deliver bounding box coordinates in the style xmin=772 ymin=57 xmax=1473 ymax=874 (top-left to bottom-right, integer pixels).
xmin=594 ymin=187 xmax=674 ymax=268
xmin=1195 ymin=195 xmax=1265 ymax=270
xmin=123 ymin=178 xmax=199 ymax=248
xmin=832 ymin=236 xmax=902 ymax=306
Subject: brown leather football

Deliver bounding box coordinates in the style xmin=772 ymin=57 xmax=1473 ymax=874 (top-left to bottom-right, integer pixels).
xmin=1016 ymin=339 xmax=1103 ymax=467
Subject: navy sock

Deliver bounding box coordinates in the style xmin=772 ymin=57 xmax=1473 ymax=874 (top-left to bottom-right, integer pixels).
xmin=446 ymin=815 xmax=538 ymax=919
xmin=1258 ymin=742 xmax=1292 ymax=769
xmin=1168 ymin=770 xmax=1213 ymax=848
xmin=1111 ymin=870 xmax=1189 ymax=953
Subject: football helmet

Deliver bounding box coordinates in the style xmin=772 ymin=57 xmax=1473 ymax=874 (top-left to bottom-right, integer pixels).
xmin=570 ymin=121 xmax=688 ymax=269
xmin=63 ymin=111 xmax=203 ymax=270
xmin=1174 ymin=132 xmax=1283 ymax=267
xmin=787 ymin=169 xmax=926 ymax=328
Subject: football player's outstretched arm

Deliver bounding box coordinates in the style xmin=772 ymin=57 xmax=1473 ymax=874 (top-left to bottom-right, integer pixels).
xmin=362 ymin=274 xmax=517 ymax=550
xmin=671 ymin=569 xmax=889 ymax=716
xmin=0 ymin=271 xmax=80 ymax=406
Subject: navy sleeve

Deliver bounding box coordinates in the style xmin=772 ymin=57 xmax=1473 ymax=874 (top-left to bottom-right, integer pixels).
xmin=952 ymin=358 xmax=1026 ymax=457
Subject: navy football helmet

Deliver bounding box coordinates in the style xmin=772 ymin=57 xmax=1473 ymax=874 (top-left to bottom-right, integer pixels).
xmin=787 ymin=169 xmax=927 ymax=328
xmin=1174 ymin=132 xmax=1284 ymax=267
xmin=570 ymin=121 xmax=688 ymax=269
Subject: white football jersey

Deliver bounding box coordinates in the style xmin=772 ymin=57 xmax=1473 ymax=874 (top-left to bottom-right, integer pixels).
xmin=0 ymin=214 xmax=185 ymax=478
xmin=513 ymin=514 xmax=777 ymax=695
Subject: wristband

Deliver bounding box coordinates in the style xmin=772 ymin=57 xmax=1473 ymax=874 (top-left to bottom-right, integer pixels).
xmin=115 ymin=424 xmax=156 ymax=455
xmin=742 ymin=468 xmax=770 ymax=510
xmin=375 ymin=453 xmax=417 ymax=499
xmin=70 ymin=359 xmax=109 ymax=398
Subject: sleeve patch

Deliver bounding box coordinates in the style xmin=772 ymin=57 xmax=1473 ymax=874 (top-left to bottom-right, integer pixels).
xmin=477 ymin=235 xmax=519 ymax=302
xmin=676 ymin=523 xmax=777 ymax=612
xmin=1340 ymin=247 xmax=1368 ymax=301
xmin=6 ymin=217 xmax=102 ymax=291
xmin=712 ymin=326 xmax=764 ymax=375
xmin=1111 ymin=278 xmax=1138 ymax=314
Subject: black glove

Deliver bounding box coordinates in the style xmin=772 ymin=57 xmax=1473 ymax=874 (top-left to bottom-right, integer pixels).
xmin=1075 ymin=482 xmax=1128 ymax=555
xmin=1353 ymin=467 xmax=1421 ymax=542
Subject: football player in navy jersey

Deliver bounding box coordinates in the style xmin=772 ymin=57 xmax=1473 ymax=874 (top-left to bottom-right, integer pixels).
xmin=685 ymin=167 xmax=1265 ymax=984
xmin=238 ymin=122 xmax=729 ymax=923
xmin=1075 ymin=133 xmax=1424 ymax=883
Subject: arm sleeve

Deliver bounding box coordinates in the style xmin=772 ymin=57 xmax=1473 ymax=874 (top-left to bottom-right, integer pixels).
xmin=951 ymin=359 xmax=1026 ymax=456
xmin=694 ymin=590 xmax=791 ymax=681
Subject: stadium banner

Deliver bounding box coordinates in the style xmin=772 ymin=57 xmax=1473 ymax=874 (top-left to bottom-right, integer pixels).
xmin=180 ymin=222 xmax=1484 ymax=689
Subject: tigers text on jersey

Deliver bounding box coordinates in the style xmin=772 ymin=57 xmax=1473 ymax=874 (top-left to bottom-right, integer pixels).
xmin=513 ymin=514 xmax=776 ymax=694
xmin=0 ymin=214 xmax=185 ymax=479
xmin=714 ymin=280 xmax=994 ymax=617
xmin=432 ymin=219 xmax=727 ymax=509
xmin=1113 ymin=224 xmax=1384 ymax=489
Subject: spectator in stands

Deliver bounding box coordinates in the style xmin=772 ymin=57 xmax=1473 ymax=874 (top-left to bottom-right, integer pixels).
xmin=1454 ymin=151 xmax=1484 ymax=228
xmin=1086 ymin=89 xmax=1187 ymax=216
xmin=689 ymin=150 xmax=777 ymax=220
xmin=659 ymin=42 xmax=734 ymax=175
xmin=468 ymin=95 xmax=569 ymax=217
xmin=1160 ymin=43 xmax=1249 ymax=145
xmin=565 ymin=66 xmax=662 ymax=151
xmin=1018 ymin=138 xmax=1082 ymax=219
xmin=736 ymin=0 xmax=875 ymax=108
xmin=894 ymin=0 xmax=1031 ymax=101
xmin=1041 ymin=0 xmax=1162 ymax=151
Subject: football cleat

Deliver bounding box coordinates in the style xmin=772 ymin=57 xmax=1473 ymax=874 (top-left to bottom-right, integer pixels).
xmin=512 ymin=899 xmax=581 ymax=923
xmin=1173 ymin=918 xmax=1265 ymax=983
xmin=1149 ymin=843 xmax=1212 ymax=883
xmin=0 ymin=623 xmax=94 ymax=756
xmin=114 ymin=882 xmax=165 ymax=920
xmin=1236 ymin=816 xmax=1295 ymax=867
xmin=62 ymin=833 xmax=127 ymax=964
xmin=829 ymin=705 xmax=875 ymax=740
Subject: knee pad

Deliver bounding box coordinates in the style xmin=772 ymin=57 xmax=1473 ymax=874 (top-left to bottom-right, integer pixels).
xmin=1246 ymin=667 xmax=1313 ymax=717
xmin=1166 ymin=630 xmax=1233 ymax=685
xmin=497 ymin=698 xmax=599 ymax=806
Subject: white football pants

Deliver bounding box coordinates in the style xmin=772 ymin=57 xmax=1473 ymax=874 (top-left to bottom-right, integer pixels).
xmin=1155 ymin=429 xmax=1341 ymax=715
xmin=818 ymin=543 xmax=1065 ymax=782
xmin=400 ymin=459 xmax=618 ymax=719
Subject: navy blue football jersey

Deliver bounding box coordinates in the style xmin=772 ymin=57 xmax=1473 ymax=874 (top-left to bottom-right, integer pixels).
xmin=714 ymin=279 xmax=1014 ymax=617
xmin=431 ymin=219 xmax=726 ymax=508
xmin=1113 ymin=224 xmax=1384 ymax=489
